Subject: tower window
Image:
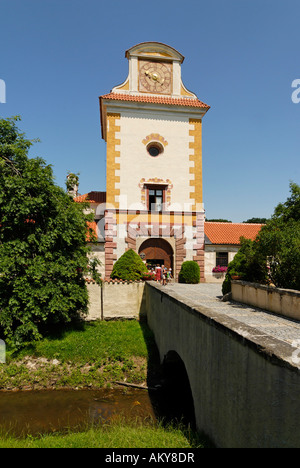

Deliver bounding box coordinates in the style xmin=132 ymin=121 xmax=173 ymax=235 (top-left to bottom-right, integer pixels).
xmin=147 ymin=185 xmax=166 ymax=211
xmin=146 ymin=141 xmax=164 ymax=157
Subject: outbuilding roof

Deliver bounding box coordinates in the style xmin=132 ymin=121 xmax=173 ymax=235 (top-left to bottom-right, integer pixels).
xmin=74 ymin=191 xmax=106 ymax=204
xmin=204 ymin=222 xmax=264 ymax=245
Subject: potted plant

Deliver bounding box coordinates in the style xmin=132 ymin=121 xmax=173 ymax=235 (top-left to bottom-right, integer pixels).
xmin=231 ymin=274 xmax=242 ymax=280
xmin=212 ymin=265 xmax=228 ymax=273
xmin=212 ymin=265 xmax=227 ymax=279
xmin=229 ymin=269 xmax=243 ymax=280
xmin=142 ymin=272 xmax=156 ymax=281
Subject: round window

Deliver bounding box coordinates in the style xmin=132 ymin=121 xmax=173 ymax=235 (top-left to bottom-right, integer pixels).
xmin=146 ymin=142 xmax=164 ymax=157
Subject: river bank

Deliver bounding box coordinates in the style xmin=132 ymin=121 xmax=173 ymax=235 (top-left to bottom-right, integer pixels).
xmin=0 ymin=320 xmax=160 ymax=392
xmin=0 ymin=320 xmax=212 ymax=448
xmin=0 ymin=354 xmax=149 ymax=392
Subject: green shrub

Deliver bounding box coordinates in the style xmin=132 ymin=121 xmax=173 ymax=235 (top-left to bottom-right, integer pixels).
xmin=222 ymin=237 xmax=268 ymax=295
xmin=222 ymin=274 xmax=232 ymax=296
xmin=178 ymin=261 xmax=200 ymax=284
xmin=110 ymin=249 xmax=148 ymax=281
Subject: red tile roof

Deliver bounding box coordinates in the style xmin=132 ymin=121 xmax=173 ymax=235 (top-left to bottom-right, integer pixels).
xmin=87 ymin=221 xmax=97 ymax=241
xmin=100 ymin=93 xmax=210 ymax=109
xmin=74 ymin=193 xmax=91 ymax=203
xmin=74 ymin=192 xmax=106 ymax=204
xmin=204 ymin=222 xmax=264 ymax=245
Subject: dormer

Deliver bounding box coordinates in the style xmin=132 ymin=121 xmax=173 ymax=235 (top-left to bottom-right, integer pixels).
xmin=111 ymin=41 xmax=197 ymax=99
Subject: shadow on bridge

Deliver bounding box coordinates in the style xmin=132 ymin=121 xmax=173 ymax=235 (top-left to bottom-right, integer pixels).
xmin=139 ymin=321 xmax=195 ymax=426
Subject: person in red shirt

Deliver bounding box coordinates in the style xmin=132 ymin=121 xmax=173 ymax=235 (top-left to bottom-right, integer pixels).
xmin=155 ymin=264 xmax=162 ymax=282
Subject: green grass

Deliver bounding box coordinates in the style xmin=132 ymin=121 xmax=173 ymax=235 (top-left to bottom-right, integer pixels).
xmin=10 ymin=320 xmax=152 ymax=363
xmin=0 ymin=420 xmax=208 ymax=448
xmin=1 ymin=320 xmax=158 ymax=390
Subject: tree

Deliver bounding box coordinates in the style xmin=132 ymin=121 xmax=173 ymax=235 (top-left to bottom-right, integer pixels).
xmin=256 ymin=182 xmax=300 ymax=290
xmin=0 ymin=116 xmax=95 ymax=348
xmin=243 ymin=217 xmax=268 ymax=224
xmin=110 ymin=249 xmax=148 ymax=281
xmin=273 ymin=182 xmax=300 ymax=222
xmin=205 ymin=219 xmax=232 ymax=223
xmin=222 ymin=182 xmax=300 ymax=295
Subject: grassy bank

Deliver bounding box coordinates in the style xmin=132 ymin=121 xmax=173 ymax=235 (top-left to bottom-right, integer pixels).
xmin=0 ymin=420 xmax=208 ymax=448
xmin=0 ymin=320 xmax=212 ymax=448
xmin=0 ymin=320 xmax=159 ymax=391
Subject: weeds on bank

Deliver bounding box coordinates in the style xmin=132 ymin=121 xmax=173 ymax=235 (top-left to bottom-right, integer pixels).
xmin=0 ymin=320 xmax=155 ymax=390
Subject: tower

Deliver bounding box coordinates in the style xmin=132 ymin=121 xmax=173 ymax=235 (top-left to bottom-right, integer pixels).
xmin=99 ymin=42 xmax=210 ymax=281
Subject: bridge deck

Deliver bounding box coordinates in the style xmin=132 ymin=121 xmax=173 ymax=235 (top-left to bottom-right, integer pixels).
xmin=164 ymin=283 xmax=300 ymax=348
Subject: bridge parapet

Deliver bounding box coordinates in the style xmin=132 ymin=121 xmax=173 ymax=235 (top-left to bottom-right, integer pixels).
xmin=232 ymin=280 xmax=300 ymax=321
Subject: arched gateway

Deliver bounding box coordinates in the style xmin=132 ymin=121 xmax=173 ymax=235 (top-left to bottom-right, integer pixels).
xmin=138 ymin=238 xmax=173 ymax=271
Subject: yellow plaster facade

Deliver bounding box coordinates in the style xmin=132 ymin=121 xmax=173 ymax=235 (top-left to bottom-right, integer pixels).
xmin=189 ymin=118 xmax=203 ymax=210
xmin=106 ymin=113 xmax=121 ymax=207
xmin=116 ymin=211 xmax=196 ymax=225
xmin=180 ymin=84 xmax=195 ymax=97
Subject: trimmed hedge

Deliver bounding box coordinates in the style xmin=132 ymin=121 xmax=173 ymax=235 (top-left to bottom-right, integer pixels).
xmin=178 ymin=261 xmax=200 ymax=284
xmin=110 ymin=249 xmax=148 ymax=281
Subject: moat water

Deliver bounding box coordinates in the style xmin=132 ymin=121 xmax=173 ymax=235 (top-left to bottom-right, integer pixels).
xmin=0 ymin=388 xmax=157 ymax=437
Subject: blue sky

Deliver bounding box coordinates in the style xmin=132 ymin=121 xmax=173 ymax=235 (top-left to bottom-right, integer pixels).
xmin=1 ymin=0 xmax=299 ymax=222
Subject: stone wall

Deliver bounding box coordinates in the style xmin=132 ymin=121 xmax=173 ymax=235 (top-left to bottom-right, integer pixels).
xmin=231 ymin=281 xmax=300 ymax=321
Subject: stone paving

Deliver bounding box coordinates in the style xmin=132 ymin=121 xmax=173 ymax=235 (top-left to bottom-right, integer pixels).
xmin=165 ymin=282 xmax=300 ymax=347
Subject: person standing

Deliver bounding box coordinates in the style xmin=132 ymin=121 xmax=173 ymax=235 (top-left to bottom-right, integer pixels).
xmin=155 ymin=264 xmax=161 ymax=282
xmin=162 ymin=265 xmax=167 ymax=286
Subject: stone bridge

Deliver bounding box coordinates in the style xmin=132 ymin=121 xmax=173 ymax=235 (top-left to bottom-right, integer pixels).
xmin=144 ymin=282 xmax=300 ymax=448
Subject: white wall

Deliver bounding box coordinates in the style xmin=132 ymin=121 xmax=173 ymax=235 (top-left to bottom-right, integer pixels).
xmin=117 ymin=109 xmax=194 ymax=210
xmin=205 ymin=245 xmax=239 ymax=283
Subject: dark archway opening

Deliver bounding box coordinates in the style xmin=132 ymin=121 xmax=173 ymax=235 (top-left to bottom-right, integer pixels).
xmin=138 ymin=238 xmax=174 ymax=272
xmin=139 ymin=322 xmax=214 ymax=447
xmin=152 ymin=350 xmax=196 ymax=429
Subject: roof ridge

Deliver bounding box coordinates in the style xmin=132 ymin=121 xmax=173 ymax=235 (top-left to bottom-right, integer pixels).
xmin=205 ymin=222 xmax=264 ymax=225
xmin=204 ymin=222 xmax=264 ymax=245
